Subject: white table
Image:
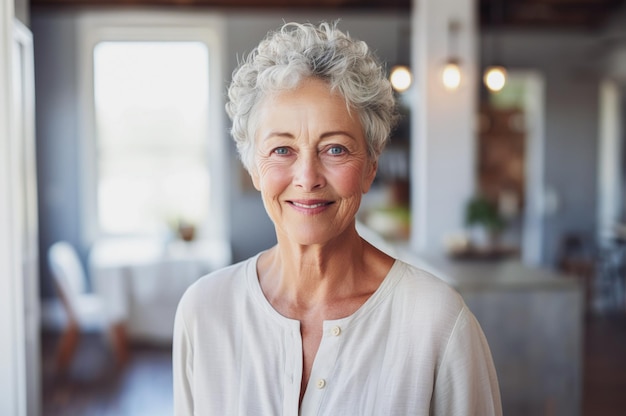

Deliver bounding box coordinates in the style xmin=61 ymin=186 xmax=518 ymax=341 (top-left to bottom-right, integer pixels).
xmin=90 ymin=238 xmax=231 ymax=345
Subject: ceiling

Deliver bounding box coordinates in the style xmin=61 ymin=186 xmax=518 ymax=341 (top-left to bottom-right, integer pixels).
xmin=30 ymin=0 xmax=626 ymax=31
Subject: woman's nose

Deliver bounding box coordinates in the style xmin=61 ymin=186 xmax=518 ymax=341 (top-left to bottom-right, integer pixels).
xmin=293 ymin=154 xmax=325 ymax=191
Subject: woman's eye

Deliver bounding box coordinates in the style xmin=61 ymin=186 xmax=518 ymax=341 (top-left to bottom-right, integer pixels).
xmin=273 ymin=147 xmax=290 ymax=155
xmin=328 ymin=146 xmax=346 ymax=155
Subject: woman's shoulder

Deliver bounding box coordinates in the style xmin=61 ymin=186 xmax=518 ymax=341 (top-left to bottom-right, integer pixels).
xmin=177 ymin=255 xmax=256 ymax=312
xmin=390 ymin=259 xmax=466 ymax=316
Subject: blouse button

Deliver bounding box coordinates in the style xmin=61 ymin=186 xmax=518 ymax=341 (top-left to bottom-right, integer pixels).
xmin=331 ymin=326 xmax=342 ymax=336
xmin=316 ymin=378 xmax=327 ymax=389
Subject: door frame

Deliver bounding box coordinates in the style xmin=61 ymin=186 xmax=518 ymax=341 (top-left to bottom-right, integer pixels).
xmin=0 ymin=4 xmax=30 ymax=415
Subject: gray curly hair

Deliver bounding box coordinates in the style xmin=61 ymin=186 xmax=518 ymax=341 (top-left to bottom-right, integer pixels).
xmin=225 ymin=21 xmax=398 ymax=172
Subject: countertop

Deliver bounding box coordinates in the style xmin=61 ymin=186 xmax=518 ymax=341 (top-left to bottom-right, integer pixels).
xmin=396 ymin=249 xmax=581 ymax=292
xmin=356 ymin=221 xmax=580 ymax=292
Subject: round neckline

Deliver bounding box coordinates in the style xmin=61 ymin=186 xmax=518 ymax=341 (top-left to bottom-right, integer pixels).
xmin=245 ymin=252 xmax=405 ymax=329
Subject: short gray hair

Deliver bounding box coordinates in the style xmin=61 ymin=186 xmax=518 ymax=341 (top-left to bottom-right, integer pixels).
xmin=225 ymin=21 xmax=399 ymax=172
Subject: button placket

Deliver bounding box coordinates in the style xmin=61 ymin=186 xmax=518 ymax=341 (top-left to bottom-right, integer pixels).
xmin=311 ymin=325 xmax=344 ymax=388
xmin=300 ymin=321 xmax=346 ymax=414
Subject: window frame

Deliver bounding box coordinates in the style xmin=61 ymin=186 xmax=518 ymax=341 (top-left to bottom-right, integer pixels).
xmin=77 ymin=10 xmax=229 ymax=245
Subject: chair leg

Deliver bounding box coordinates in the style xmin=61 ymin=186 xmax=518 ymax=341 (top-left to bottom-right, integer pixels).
xmin=55 ymin=323 xmax=79 ymax=374
xmin=109 ymin=322 xmax=129 ymax=367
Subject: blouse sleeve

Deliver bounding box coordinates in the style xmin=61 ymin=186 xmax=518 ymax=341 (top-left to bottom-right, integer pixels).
xmin=173 ymin=303 xmax=194 ymax=416
xmin=431 ymin=306 xmax=503 ymax=416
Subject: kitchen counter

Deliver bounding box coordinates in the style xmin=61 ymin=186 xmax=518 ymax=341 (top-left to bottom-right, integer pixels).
xmin=357 ymin=223 xmax=584 ymax=416
xmin=396 ymin=249 xmax=580 ymax=292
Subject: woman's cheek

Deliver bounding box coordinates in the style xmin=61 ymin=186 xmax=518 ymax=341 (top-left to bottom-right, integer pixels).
xmin=259 ymin=163 xmax=291 ymax=190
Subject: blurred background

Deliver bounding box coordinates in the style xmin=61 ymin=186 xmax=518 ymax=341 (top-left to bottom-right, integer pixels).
xmin=2 ymin=0 xmax=626 ymax=415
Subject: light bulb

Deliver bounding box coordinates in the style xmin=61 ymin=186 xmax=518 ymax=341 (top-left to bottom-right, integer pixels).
xmin=483 ymin=66 xmax=507 ymax=92
xmin=390 ymin=66 xmax=412 ymax=93
xmin=442 ymin=61 xmax=461 ymax=90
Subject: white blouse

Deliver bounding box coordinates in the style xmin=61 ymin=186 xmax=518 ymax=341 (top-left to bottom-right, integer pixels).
xmin=173 ymin=254 xmax=502 ymax=416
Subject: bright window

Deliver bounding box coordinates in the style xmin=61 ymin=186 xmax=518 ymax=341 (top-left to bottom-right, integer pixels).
xmin=93 ymin=41 xmax=210 ymax=236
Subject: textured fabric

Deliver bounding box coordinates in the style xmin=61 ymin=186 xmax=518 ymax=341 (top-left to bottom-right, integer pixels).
xmin=173 ymin=253 xmax=502 ymax=416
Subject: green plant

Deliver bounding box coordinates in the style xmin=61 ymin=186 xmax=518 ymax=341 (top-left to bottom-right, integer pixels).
xmin=464 ymin=195 xmax=505 ymax=233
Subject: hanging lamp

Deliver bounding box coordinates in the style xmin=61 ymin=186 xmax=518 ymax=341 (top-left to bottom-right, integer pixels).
xmin=483 ymin=0 xmax=507 ymax=92
xmin=442 ymin=20 xmax=462 ymax=91
xmin=390 ymin=22 xmax=412 ymax=93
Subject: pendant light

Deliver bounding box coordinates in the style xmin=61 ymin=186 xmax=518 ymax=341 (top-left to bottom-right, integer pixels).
xmin=390 ymin=22 xmax=412 ymax=93
xmin=484 ymin=65 xmax=507 ymax=92
xmin=483 ymin=0 xmax=507 ymax=93
xmin=390 ymin=65 xmax=412 ymax=93
xmin=442 ymin=20 xmax=462 ymax=91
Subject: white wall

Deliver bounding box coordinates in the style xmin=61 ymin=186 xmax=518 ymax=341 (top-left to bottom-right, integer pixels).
xmin=410 ymin=0 xmax=478 ymax=255
xmin=32 ymin=10 xmax=84 ymax=296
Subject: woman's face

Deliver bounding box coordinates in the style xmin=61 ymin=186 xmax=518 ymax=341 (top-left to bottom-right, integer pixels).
xmin=251 ymin=77 xmax=377 ymax=246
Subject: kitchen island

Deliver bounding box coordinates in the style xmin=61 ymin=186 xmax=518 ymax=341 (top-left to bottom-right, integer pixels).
xmin=358 ymin=223 xmax=584 ymax=416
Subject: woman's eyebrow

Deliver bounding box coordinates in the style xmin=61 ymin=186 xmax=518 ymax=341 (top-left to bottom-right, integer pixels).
xmin=262 ymin=130 xmax=358 ymax=141
xmin=320 ymin=130 xmax=358 ymax=141
xmin=262 ymin=131 xmax=295 ymax=141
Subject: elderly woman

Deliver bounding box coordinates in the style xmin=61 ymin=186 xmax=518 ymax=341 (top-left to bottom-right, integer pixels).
xmin=173 ymin=22 xmax=501 ymax=415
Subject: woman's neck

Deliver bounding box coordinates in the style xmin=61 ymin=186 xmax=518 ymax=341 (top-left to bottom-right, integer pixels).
xmin=257 ymin=230 xmax=393 ymax=317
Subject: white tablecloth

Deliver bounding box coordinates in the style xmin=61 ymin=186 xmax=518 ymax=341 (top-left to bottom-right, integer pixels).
xmin=90 ymin=238 xmax=231 ymax=343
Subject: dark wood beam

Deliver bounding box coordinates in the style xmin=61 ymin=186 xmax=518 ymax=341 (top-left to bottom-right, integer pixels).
xmin=30 ymin=0 xmax=626 ymax=31
xmin=480 ymin=0 xmax=626 ymax=30
xmin=30 ymin=0 xmax=411 ymax=11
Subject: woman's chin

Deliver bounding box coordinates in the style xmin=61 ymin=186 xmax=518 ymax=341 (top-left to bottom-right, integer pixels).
xmin=288 ymin=233 xmax=333 ymax=247
xmin=281 ymin=224 xmax=353 ymax=248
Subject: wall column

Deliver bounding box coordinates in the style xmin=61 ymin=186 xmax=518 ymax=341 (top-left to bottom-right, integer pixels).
xmin=410 ymin=0 xmax=478 ymax=254
xmin=0 ymin=0 xmax=27 ymax=414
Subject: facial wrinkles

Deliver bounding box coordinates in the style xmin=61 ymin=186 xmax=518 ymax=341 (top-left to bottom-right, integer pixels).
xmin=252 ymin=79 xmax=376 ymax=239
xmin=256 ymin=131 xmax=368 ymax=194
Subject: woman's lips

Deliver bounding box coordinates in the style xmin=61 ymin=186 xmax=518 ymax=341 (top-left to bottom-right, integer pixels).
xmin=291 ymin=201 xmax=329 ymax=209
xmin=287 ymin=199 xmax=334 ymax=213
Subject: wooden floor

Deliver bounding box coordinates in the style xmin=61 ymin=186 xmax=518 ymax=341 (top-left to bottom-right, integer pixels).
xmin=41 ymin=313 xmax=626 ymax=415
xmin=582 ymin=312 xmax=626 ymax=415
xmin=41 ymin=333 xmax=173 ymax=416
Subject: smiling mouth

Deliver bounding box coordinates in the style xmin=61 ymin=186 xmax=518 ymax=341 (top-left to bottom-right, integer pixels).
xmin=290 ymin=201 xmax=333 ymax=209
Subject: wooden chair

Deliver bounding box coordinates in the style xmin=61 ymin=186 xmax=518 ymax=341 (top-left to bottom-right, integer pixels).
xmin=557 ymin=233 xmax=595 ymax=312
xmin=47 ymin=241 xmax=127 ymax=373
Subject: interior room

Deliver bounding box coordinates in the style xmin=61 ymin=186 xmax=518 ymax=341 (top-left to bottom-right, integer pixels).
xmin=2 ymin=0 xmax=626 ymax=415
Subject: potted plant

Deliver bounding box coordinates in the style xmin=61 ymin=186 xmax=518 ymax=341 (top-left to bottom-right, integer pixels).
xmin=464 ymin=195 xmax=505 ymax=248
